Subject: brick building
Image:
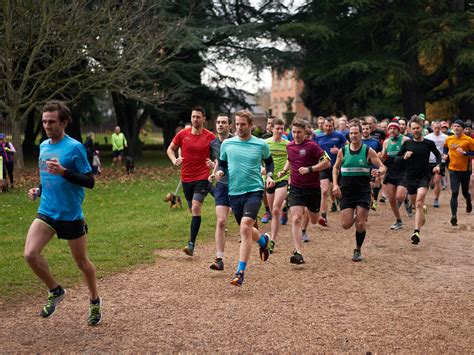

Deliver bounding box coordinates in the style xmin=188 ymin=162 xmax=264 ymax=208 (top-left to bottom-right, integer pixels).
xmin=270 ymin=69 xmax=311 ymax=122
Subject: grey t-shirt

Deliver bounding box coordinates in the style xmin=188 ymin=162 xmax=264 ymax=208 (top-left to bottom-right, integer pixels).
xmin=211 ymin=134 xmax=233 ymax=185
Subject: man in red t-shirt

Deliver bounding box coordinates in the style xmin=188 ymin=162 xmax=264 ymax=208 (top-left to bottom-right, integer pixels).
xmin=167 ymin=106 xmax=215 ymax=256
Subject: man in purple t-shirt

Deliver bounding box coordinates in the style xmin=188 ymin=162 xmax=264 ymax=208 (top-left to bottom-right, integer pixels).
xmin=278 ymin=119 xmax=331 ymax=264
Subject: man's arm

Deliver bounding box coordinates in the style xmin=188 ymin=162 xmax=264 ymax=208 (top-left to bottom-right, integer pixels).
xmin=368 ymin=147 xmax=386 ymax=175
xmin=166 ymin=142 xmax=181 ymax=166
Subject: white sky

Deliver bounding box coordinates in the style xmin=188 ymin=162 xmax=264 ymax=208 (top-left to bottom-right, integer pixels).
xmin=201 ymin=0 xmax=305 ymax=94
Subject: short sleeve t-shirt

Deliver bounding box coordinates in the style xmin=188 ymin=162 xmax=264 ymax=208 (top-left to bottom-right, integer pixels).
xmin=210 ymin=135 xmax=232 ymax=185
xmin=444 ymin=134 xmax=474 ymax=171
xmin=220 ymin=136 xmax=270 ymax=196
xmin=287 ymin=139 xmax=324 ymax=189
xmin=314 ymin=131 xmax=347 ymax=166
xmin=38 ymin=135 xmax=92 ymax=220
xmin=424 ymin=132 xmax=448 ymax=163
xmin=172 ymin=128 xmax=215 ymax=182
xmin=265 ymin=137 xmax=289 ymax=183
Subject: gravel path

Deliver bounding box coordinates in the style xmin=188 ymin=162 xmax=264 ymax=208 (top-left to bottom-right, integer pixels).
xmin=1 ymin=192 xmax=473 ymax=352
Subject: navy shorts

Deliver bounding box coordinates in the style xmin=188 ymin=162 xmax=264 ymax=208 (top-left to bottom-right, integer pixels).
xmin=214 ymin=182 xmax=230 ymax=207
xmin=182 ymin=179 xmax=211 ymax=207
xmin=36 ymin=214 xmax=88 ymax=240
xmin=288 ymin=186 xmax=321 ymax=213
xmin=340 ymin=190 xmax=371 ymax=210
xmin=229 ymin=190 xmax=263 ymax=225
xmin=266 ymin=180 xmax=288 ymax=194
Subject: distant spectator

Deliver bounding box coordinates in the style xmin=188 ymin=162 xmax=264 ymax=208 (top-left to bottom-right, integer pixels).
xmin=92 ymin=145 xmax=102 ymax=175
xmin=111 ymin=126 xmax=127 ymax=169
xmin=84 ymin=132 xmax=94 ymax=167
xmin=0 ymin=133 xmax=16 ymax=190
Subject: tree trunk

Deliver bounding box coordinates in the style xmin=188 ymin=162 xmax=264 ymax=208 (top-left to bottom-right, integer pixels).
xmin=401 ymin=83 xmax=426 ymax=118
xmin=12 ymin=119 xmax=25 ymax=169
xmin=66 ymin=109 xmax=82 ymax=143
xmin=22 ymin=110 xmax=39 ymax=156
xmin=161 ymin=115 xmax=178 ymax=150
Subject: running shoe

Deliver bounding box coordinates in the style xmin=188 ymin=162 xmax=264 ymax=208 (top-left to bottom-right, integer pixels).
xmin=379 ymin=196 xmax=386 ymax=203
xmin=210 ymin=258 xmax=224 ymax=271
xmin=268 ymin=239 xmax=276 ymax=254
xmin=302 ymin=231 xmax=310 ymax=243
xmin=183 ymin=241 xmax=194 ymax=256
xmin=330 ymin=202 xmax=338 ymax=212
xmin=318 ymin=216 xmax=328 ymax=227
xmin=261 ymin=212 xmax=272 ymax=223
xmin=290 ymin=250 xmax=305 ymax=264
xmin=371 ymin=201 xmax=378 ymax=211
xmin=40 ymin=287 xmax=66 ymax=318
xmin=352 ymin=249 xmax=363 ymax=262
xmin=450 ymin=216 xmax=458 ymax=226
xmin=405 ymin=200 xmax=414 ymax=217
xmin=390 ymin=220 xmax=403 ymax=230
xmin=259 ymin=233 xmax=270 ymax=261
xmin=467 ymin=198 xmax=472 ymax=213
xmin=433 ymin=199 xmax=440 ymax=208
xmin=230 ymin=271 xmax=244 ymax=287
xmin=411 ymin=231 xmax=420 ymax=245
xmin=87 ymin=298 xmax=102 ymax=326
xmin=280 ymin=211 xmax=288 ymax=225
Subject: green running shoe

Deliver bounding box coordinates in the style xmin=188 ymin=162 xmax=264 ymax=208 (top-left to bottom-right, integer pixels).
xmin=411 ymin=231 xmax=420 ymax=245
xmin=40 ymin=287 xmax=66 ymax=318
xmin=87 ymin=297 xmax=102 ymax=326
xmin=268 ymin=239 xmax=276 ymax=254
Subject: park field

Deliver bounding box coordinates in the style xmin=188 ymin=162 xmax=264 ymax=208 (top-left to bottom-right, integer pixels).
xmin=0 ymin=152 xmax=237 ymax=302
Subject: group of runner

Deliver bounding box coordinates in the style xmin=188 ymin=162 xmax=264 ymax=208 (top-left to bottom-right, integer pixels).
xmin=23 ymin=102 xmax=473 ymax=326
xmin=167 ymin=108 xmax=473 ymax=288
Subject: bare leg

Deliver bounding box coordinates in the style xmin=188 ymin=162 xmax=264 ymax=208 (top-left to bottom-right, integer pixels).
xmin=68 ymin=234 xmax=98 ymax=300
xmin=214 ymin=206 xmax=229 ymax=256
xmin=24 ymin=220 xmax=57 ymax=290
xmin=269 ymin=187 xmax=287 ymax=242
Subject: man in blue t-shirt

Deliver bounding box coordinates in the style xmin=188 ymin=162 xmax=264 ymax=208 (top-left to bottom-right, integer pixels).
xmin=24 ymin=101 xmax=101 ymax=326
xmin=216 ymin=110 xmax=275 ymax=287
xmin=314 ymin=117 xmax=347 ymax=225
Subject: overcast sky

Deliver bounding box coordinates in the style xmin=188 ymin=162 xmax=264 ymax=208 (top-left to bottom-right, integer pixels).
xmin=201 ymin=0 xmax=304 ymax=94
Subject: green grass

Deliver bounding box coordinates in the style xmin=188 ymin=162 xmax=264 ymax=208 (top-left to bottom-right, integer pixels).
xmin=0 ymin=152 xmax=238 ymax=302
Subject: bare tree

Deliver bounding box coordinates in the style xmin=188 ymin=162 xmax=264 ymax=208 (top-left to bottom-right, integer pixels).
xmin=0 ymin=0 xmax=188 ymax=167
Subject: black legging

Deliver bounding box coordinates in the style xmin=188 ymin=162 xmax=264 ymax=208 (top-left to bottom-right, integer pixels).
xmin=6 ymin=161 xmax=13 ymax=185
xmin=449 ymin=170 xmax=471 ymax=217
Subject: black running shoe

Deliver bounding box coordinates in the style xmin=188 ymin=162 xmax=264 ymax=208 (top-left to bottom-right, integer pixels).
xmin=466 ymin=198 xmax=472 ymax=213
xmin=411 ymin=231 xmax=420 ymax=245
xmin=230 ymin=271 xmax=244 ymax=287
xmin=450 ymin=216 xmax=458 ymax=226
xmin=210 ymin=258 xmax=224 ymax=271
xmin=40 ymin=287 xmax=66 ymax=318
xmin=290 ymin=250 xmax=305 ymax=264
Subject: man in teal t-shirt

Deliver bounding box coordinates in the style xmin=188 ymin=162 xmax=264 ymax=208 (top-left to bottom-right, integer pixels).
xmin=217 ymin=110 xmax=275 ymax=287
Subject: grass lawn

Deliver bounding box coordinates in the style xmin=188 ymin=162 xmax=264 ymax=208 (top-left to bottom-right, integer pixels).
xmin=0 ymin=151 xmax=239 ymax=302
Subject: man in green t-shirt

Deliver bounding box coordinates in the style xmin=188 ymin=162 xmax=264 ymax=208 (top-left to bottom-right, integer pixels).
xmin=264 ymin=117 xmax=289 ymax=254
xmin=111 ymin=126 xmax=127 ymax=168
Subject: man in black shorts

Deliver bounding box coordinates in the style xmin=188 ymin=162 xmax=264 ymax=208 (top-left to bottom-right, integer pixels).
xmin=167 ymin=106 xmax=215 ymax=256
xmin=333 ymin=119 xmax=386 ymax=262
xmin=279 ymin=119 xmax=330 ymax=264
xmin=396 ymin=115 xmax=441 ymax=244
xmin=25 ymin=101 xmax=101 ymax=325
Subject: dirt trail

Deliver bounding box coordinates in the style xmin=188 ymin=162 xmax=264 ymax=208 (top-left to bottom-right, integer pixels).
xmin=1 ymin=192 xmax=473 ymax=352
